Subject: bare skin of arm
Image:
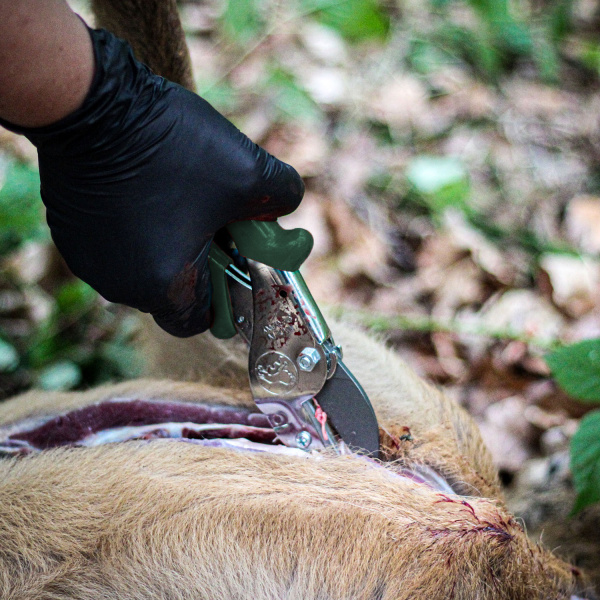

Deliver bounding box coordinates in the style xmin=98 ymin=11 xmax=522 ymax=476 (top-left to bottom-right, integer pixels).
xmin=0 ymin=0 xmax=93 ymax=128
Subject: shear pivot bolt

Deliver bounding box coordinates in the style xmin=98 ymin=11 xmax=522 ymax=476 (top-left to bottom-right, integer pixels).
xmin=270 ymin=412 xmax=286 ymax=427
xmin=296 ymin=431 xmax=312 ymax=449
xmin=297 ymin=347 xmax=321 ymax=372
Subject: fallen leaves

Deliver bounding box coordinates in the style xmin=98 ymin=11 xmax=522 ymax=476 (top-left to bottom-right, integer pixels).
xmin=539 ymin=253 xmax=600 ymax=318
xmin=366 ymin=74 xmax=431 ymax=132
xmin=478 ymin=396 xmax=535 ymax=474
xmin=565 ymin=195 xmax=600 ymax=254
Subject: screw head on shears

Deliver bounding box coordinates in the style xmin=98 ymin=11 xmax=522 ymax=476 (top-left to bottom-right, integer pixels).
xmin=295 ymin=430 xmax=313 ymax=448
xmin=297 ymin=347 xmax=321 ymax=372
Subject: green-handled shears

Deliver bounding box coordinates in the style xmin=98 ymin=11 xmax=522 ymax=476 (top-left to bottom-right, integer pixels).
xmin=208 ymin=220 xmax=380 ymax=458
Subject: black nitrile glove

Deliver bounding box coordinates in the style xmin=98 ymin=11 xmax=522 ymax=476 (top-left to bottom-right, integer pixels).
xmin=0 ymin=27 xmax=304 ymax=337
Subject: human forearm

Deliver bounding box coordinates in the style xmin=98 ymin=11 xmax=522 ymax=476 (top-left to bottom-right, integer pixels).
xmin=0 ymin=0 xmax=93 ymax=127
xmin=1 ymin=23 xmax=304 ymax=337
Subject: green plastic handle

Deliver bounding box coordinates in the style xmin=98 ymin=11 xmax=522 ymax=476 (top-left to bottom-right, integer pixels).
xmin=208 ymin=244 xmax=236 ymax=339
xmin=209 ymin=221 xmax=314 ymax=339
xmin=227 ymin=221 xmax=313 ymax=271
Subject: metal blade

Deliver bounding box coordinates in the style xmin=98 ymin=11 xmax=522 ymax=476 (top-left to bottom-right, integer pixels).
xmin=315 ymin=360 xmax=380 ymax=459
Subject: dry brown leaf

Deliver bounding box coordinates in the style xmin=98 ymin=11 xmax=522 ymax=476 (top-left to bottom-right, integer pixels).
xmin=478 ymin=396 xmax=535 ymax=473
xmin=457 ymin=82 xmax=496 ymax=120
xmin=417 ymin=231 xmax=466 ymax=275
xmin=4 ymin=241 xmax=52 ymax=285
xmin=365 ymin=74 xmax=430 ymax=131
xmin=179 ymin=3 xmax=219 ymax=34
xmin=539 ymin=426 xmax=570 ymax=455
xmin=430 ymin=68 xmax=496 ymax=121
xmin=503 ymin=80 xmax=576 ymax=118
xmin=23 ymin=288 xmax=54 ymax=325
xmin=477 ymin=289 xmax=565 ymax=343
xmin=369 ymin=278 xmax=426 ymax=315
xmin=442 ymin=210 xmax=520 ymax=285
xmin=301 ymin=67 xmax=348 ymax=106
xmin=263 ymin=124 xmax=329 ymax=178
xmin=329 ymin=130 xmax=377 ymax=202
xmin=565 ymin=195 xmax=600 ymax=254
xmin=299 ymin=22 xmax=348 ymax=66
xmin=539 ymin=253 xmax=600 ymax=317
xmin=520 ymin=355 xmax=552 ymax=377
xmin=0 ymin=128 xmax=38 ymax=164
xmin=525 ymin=379 xmax=591 ymax=419
xmin=499 ymin=340 xmax=528 ymax=366
xmin=186 ymin=38 xmax=221 ymax=84
xmin=524 ymin=404 xmax=568 ymax=431
xmin=325 ymin=199 xmax=392 ymax=284
xmin=431 ymin=331 xmax=467 ymax=380
xmin=563 ymin=311 xmax=600 ymax=343
xmin=431 ymin=257 xmax=483 ymax=320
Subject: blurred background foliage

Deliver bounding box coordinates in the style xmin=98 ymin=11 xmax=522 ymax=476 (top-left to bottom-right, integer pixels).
xmin=0 ymin=0 xmax=597 ymax=395
xmin=0 ymin=157 xmax=143 ymax=396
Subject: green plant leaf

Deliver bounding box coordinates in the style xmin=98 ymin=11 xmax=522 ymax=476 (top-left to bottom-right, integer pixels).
xmin=99 ymin=341 xmax=144 ymax=379
xmin=408 ymin=40 xmax=457 ymax=75
xmin=37 ymin=360 xmax=81 ymax=391
xmin=548 ymin=0 xmax=574 ymax=42
xmin=302 ymin=0 xmax=389 ymax=42
xmin=531 ymin=35 xmax=560 ymax=83
xmin=0 ymin=339 xmax=19 ymax=373
xmin=435 ymin=24 xmax=501 ymax=80
xmin=528 ymin=20 xmax=561 ymax=83
xmin=0 ymin=160 xmax=47 ymax=253
xmin=197 ymin=78 xmax=239 ymax=114
xmin=268 ymin=69 xmax=321 ymax=121
xmin=27 ymin=335 xmax=60 ymax=369
xmin=579 ymin=41 xmax=600 ymax=75
xmin=406 ymin=156 xmax=470 ymax=214
xmin=495 ymin=20 xmax=531 ymax=55
xmin=221 ymin=0 xmax=265 ymax=43
xmin=546 ymin=339 xmax=600 ymax=403
xmin=56 ymin=280 xmax=98 ymax=315
xmin=571 ymin=410 xmax=600 ymax=513
xmin=468 ymin=0 xmax=531 ymax=55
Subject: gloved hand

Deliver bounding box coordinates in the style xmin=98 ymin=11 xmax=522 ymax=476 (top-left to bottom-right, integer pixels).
xmin=0 ymin=27 xmax=304 ymax=337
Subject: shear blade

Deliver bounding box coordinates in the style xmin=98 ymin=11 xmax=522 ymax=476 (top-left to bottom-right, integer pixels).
xmin=315 ymin=360 xmax=380 ymax=459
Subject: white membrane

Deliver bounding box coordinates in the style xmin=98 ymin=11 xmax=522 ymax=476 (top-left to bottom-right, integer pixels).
xmin=79 ymin=422 xmax=271 ymax=447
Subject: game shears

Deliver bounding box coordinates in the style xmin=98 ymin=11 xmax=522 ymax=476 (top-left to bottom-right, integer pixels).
xmin=209 ymin=220 xmax=379 ymax=458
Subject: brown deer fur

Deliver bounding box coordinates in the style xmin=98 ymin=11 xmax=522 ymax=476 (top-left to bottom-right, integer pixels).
xmin=0 ymin=1 xmax=590 ymax=598
xmin=0 ymin=317 xmax=588 ymax=599
xmin=90 ymin=0 xmax=195 ymax=90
